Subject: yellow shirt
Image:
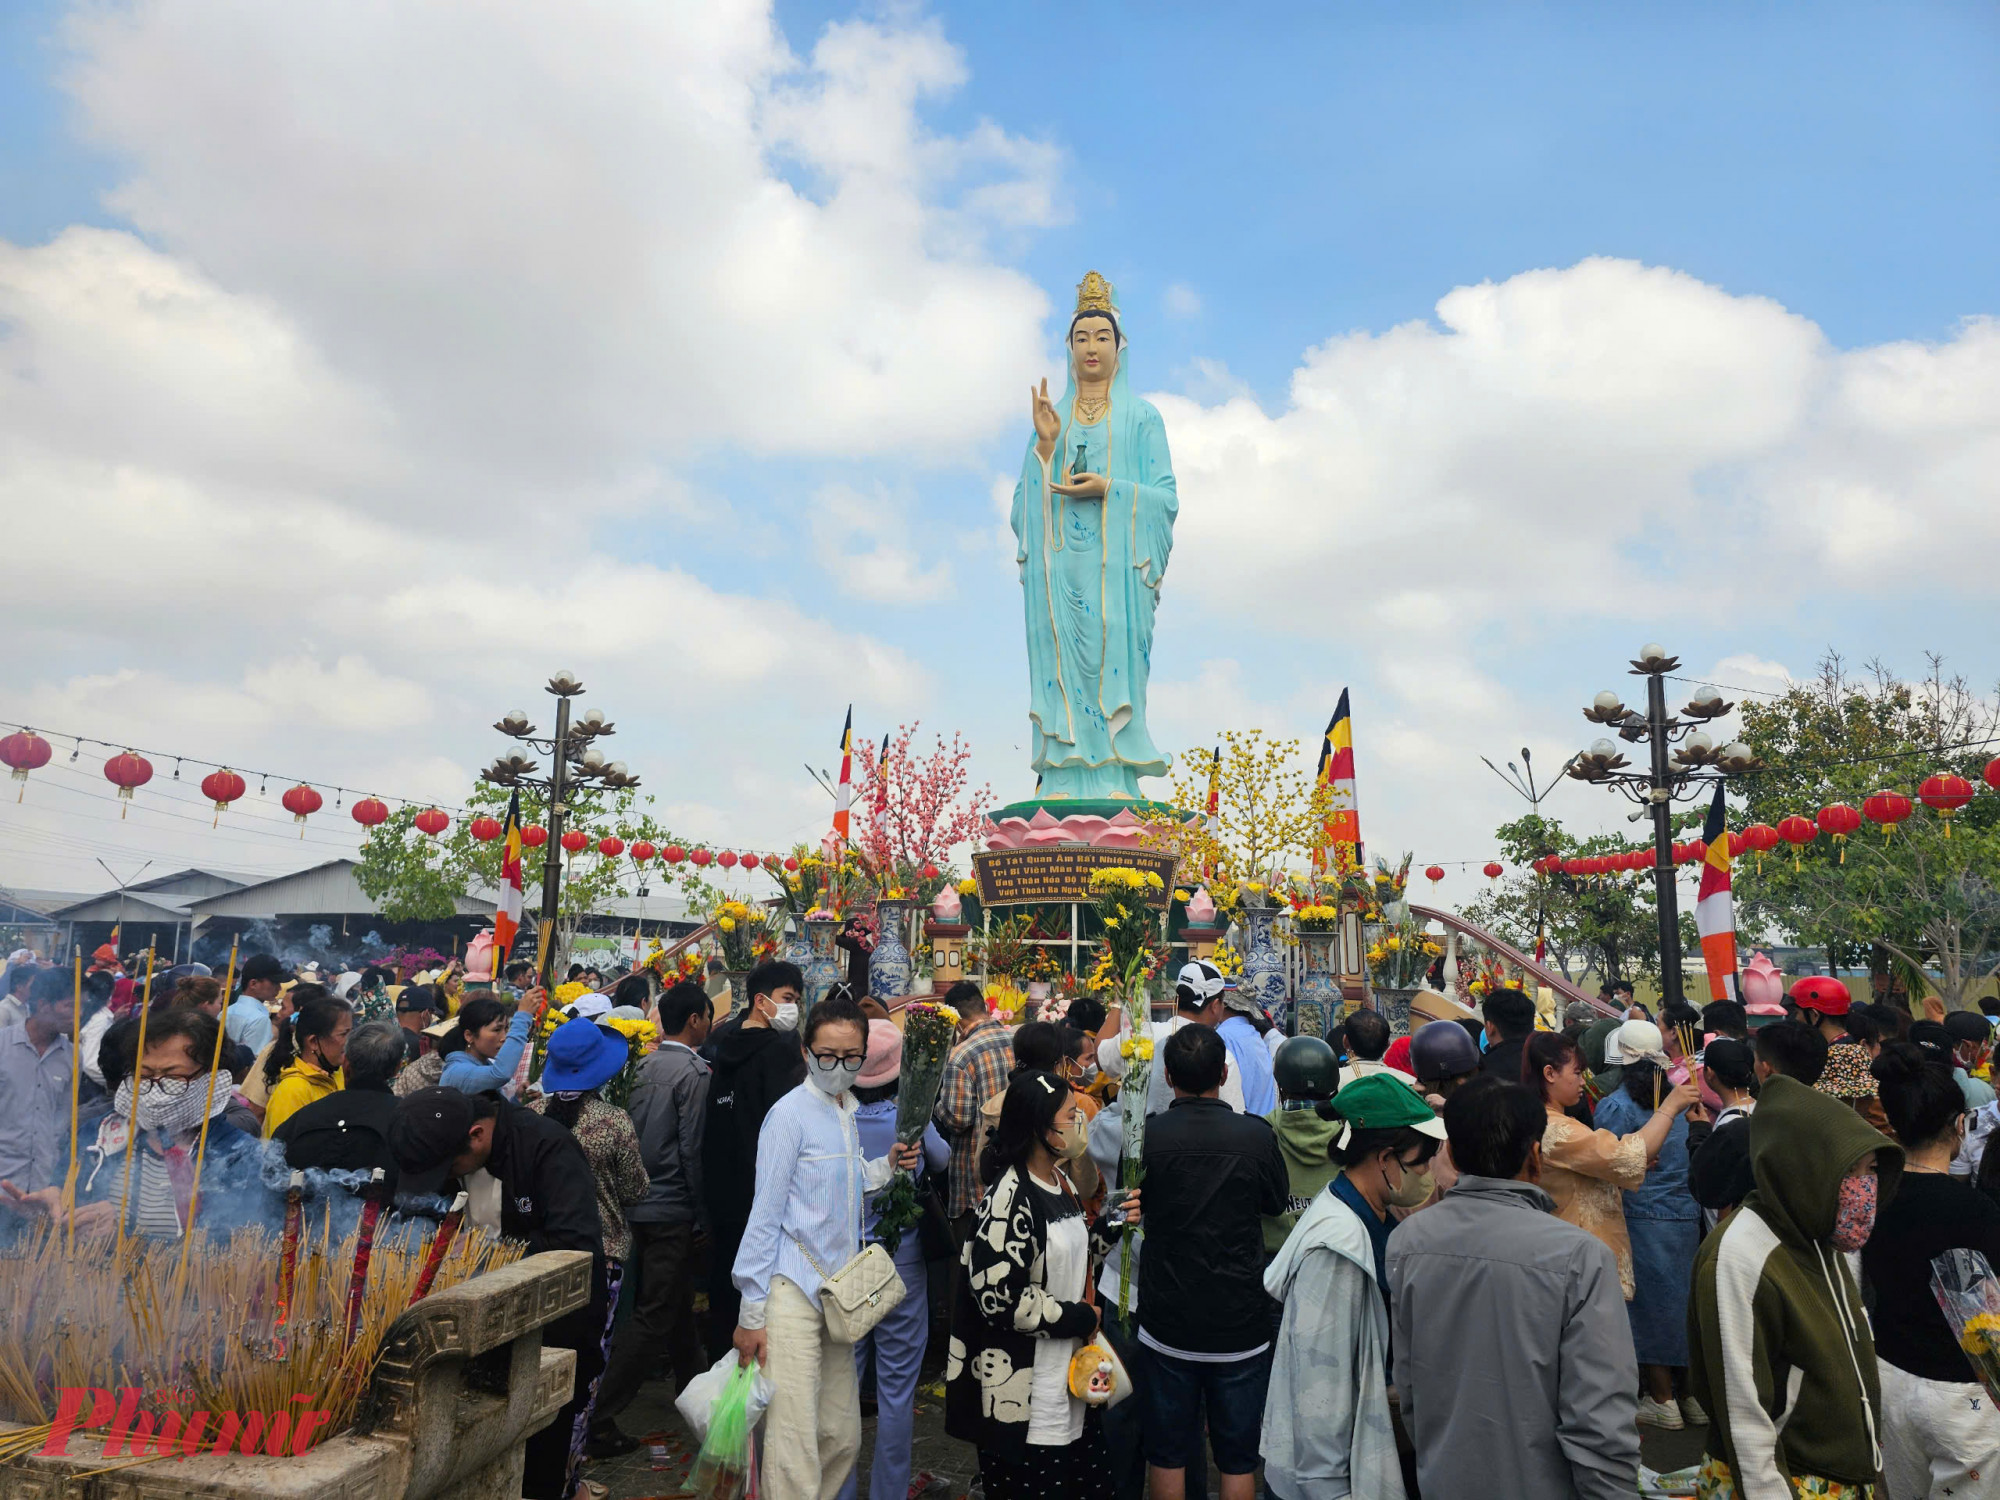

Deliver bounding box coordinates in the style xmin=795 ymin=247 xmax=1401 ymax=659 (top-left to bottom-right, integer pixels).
xmin=262 ymin=1058 xmax=341 ymax=1137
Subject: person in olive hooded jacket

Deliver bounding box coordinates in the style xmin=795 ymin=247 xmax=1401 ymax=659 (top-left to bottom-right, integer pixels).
xmin=1688 ymin=1073 xmax=1902 ymax=1497
xmin=1263 ymin=1035 xmax=1342 ymax=1258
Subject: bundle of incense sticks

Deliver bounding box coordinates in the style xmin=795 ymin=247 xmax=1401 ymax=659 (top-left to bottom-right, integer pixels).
xmin=342 ymin=1170 xmax=388 ymax=1348
xmin=409 ymin=1192 xmax=469 ymax=1303
xmin=0 ymin=1214 xmax=519 ymax=1454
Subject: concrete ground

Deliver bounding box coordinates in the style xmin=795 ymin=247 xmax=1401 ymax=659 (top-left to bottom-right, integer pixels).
xmin=586 ymin=1349 xmax=1709 ymax=1499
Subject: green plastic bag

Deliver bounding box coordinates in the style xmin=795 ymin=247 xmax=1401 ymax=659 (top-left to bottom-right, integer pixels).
xmin=690 ymin=1361 xmax=762 ymax=1500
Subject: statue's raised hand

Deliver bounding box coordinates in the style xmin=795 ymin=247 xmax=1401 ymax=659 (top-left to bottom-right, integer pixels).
xmin=1031 ymin=378 xmax=1060 ymax=458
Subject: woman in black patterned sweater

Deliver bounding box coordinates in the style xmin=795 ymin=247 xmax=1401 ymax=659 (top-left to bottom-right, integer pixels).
xmin=945 ymin=1069 xmax=1139 ymax=1500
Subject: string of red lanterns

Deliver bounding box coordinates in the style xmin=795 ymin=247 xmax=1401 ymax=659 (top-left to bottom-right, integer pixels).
xmin=1526 ymin=763 xmax=2000 ymax=881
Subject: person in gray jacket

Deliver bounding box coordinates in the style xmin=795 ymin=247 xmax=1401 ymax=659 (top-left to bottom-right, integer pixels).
xmin=587 ymin=981 xmax=712 ymax=1457
xmin=1386 ymin=1078 xmax=1640 ymax=1500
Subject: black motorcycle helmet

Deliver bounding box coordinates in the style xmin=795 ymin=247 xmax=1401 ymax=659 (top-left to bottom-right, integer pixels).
xmin=1272 ymin=1035 xmax=1340 ymax=1101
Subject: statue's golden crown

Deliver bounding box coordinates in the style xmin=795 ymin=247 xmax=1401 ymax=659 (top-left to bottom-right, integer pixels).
xmin=1075 ymin=270 xmax=1115 ymax=315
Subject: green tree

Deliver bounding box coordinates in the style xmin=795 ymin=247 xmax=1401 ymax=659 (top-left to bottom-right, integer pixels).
xmin=354 ymin=782 xmax=723 ymax=965
xmin=1737 ymin=653 xmax=2000 ymax=1010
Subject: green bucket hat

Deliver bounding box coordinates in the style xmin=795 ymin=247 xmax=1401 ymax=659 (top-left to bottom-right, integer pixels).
xmin=1319 ymin=1072 xmax=1447 ymax=1147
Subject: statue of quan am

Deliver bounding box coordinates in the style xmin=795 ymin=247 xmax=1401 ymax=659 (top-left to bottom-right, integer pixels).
xmin=1011 ymin=271 xmax=1178 ymax=802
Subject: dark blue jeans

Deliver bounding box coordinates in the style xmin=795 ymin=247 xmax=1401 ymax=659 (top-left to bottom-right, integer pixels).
xmin=1142 ymin=1344 xmax=1270 ymax=1477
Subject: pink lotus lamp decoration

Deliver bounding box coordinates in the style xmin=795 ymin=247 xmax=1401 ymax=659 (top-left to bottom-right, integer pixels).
xmin=1740 ymin=951 xmax=1786 ymax=1015
xmin=932 ymin=885 xmax=963 ymax=923
xmin=1187 ymin=888 xmax=1218 ymax=926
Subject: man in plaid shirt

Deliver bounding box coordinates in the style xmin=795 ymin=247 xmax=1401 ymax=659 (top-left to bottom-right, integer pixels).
xmin=934 ymin=981 xmax=1014 ymax=1227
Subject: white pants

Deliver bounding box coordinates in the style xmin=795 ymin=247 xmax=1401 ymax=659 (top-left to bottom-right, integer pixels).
xmin=1880 ymin=1360 xmax=2000 ymax=1500
xmin=763 ymin=1275 xmax=861 ymax=1500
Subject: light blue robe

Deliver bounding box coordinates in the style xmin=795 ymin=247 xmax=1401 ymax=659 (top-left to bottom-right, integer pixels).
xmin=1262 ymin=1185 xmax=1407 ymax=1500
xmin=1011 ymin=337 xmax=1177 ymax=799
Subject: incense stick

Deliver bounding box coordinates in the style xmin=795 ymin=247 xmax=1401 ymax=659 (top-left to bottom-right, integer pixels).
xmin=62 ymin=946 xmax=82 ymax=1256
xmin=1 ymin=1217 xmax=518 ymax=1449
xmin=175 ymin=938 xmax=239 ymax=1290
xmin=113 ymin=958 xmax=156 ymax=1261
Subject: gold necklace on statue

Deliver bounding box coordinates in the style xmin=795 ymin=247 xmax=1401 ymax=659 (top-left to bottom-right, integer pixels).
xmin=1074 ymin=392 xmax=1109 ymax=424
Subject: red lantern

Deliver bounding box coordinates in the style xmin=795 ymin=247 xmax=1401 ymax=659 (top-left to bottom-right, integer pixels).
xmin=1688 ymin=839 xmax=1708 ymax=863
xmin=598 ymin=835 xmax=625 ymax=859
xmin=1483 ymin=861 xmax=1504 ymax=881
xmin=1986 ymin=756 xmax=2000 ymax=792
xmin=280 ymin=783 xmax=323 ymax=838
xmin=690 ymin=848 xmax=713 ymax=867
xmin=352 ymin=796 xmax=390 ymax=829
xmin=201 ymin=768 xmax=247 ymax=827
xmin=560 ymin=829 xmax=589 ymax=855
xmin=102 ymin=751 xmax=153 ymax=818
xmin=0 ymin=730 xmax=52 ymax=800
xmin=1861 ymin=789 xmax=1912 ymax=843
xmin=741 ymin=853 xmax=761 ymax=870
xmin=1563 ymin=857 xmax=1588 ymax=877
xmin=1817 ymin=803 xmax=1861 ymax=863
xmin=663 ymin=844 xmax=686 ymax=864
xmin=717 ymin=850 xmax=738 ymax=869
xmin=468 ymin=815 xmax=504 ymax=842
xmin=1777 ymin=814 xmax=1817 ymax=869
xmin=1424 ymin=865 xmax=1445 ymax=885
xmin=521 ymin=824 xmax=548 ymax=847
xmin=922 ymin=862 xmax=940 ymax=880
xmin=412 ymin=807 xmax=450 ymax=837
xmin=784 ymin=856 xmax=800 ymax=871
xmin=630 ymin=841 xmax=656 ymax=864
xmin=1919 ymin=773 xmax=1973 ymax=835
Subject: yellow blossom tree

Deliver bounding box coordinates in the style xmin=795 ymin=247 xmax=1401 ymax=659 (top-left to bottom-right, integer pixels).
xmin=1144 ymin=729 xmax=1336 ymax=904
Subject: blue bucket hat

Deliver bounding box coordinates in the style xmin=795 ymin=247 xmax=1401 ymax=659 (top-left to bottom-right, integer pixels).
xmin=540 ymin=1016 xmax=631 ymax=1093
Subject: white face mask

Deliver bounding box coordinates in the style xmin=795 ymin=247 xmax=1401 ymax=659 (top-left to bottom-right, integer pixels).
xmin=769 ymin=1000 xmax=799 ymax=1032
xmin=807 ymin=1054 xmax=862 ymax=1096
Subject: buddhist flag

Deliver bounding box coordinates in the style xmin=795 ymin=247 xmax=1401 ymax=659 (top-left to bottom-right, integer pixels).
xmin=494 ymin=790 xmax=525 ymax=964
xmin=1319 ymin=690 xmax=1362 ymax=870
xmin=832 ymin=707 xmax=854 ymax=842
xmin=1696 ymin=783 xmax=1739 ymax=1002
xmin=871 ymin=732 xmax=891 ymax=851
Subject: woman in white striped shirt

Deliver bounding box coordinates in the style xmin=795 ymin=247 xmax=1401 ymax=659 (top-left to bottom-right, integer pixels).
xmin=732 ymin=992 xmax=919 ymax=1500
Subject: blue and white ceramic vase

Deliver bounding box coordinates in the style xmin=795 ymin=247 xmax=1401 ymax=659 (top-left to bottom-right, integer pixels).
xmin=1238 ymin=905 xmax=1288 ymax=1021
xmin=1294 ymin=929 xmax=1339 ymax=1040
xmin=779 ymin=912 xmax=813 ymax=969
xmin=804 ymin=913 xmax=843 ymax=1007
xmin=869 ymin=898 xmax=915 ymax=1003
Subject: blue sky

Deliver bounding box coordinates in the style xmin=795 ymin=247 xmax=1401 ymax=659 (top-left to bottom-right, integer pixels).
xmin=0 ymin=0 xmax=1995 ymax=903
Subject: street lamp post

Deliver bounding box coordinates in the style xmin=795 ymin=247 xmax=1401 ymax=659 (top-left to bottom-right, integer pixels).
xmin=1569 ymin=644 xmax=1758 ymax=1009
xmin=483 ymin=672 xmax=641 ymax=992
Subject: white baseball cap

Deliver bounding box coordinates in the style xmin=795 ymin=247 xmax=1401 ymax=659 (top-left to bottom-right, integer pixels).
xmin=1175 ymin=960 xmax=1226 ymax=1002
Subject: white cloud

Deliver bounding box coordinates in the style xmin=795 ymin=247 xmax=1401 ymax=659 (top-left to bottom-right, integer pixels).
xmin=1157 ymin=260 xmax=2000 ymax=632
xmin=59 ymin=0 xmax=1058 ymax=492
xmin=1164 ymin=282 xmax=1202 ymax=319
xmin=810 ymin=483 xmax=955 ymax=603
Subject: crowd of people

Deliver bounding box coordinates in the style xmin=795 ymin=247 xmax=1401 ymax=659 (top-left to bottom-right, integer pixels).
xmin=2 ymin=937 xmax=1999 ymax=1500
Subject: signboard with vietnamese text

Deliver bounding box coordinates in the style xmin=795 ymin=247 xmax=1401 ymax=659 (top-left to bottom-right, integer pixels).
xmin=972 ymin=847 xmax=1178 ymax=907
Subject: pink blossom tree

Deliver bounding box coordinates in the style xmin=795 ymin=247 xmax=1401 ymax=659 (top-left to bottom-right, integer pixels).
xmin=852 ymin=723 xmax=993 ymax=896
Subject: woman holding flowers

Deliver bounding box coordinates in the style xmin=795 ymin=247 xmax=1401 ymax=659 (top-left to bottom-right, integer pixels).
xmin=946 ymin=1069 xmax=1140 ymax=1500
xmin=1861 ymin=1041 xmax=2000 ymax=1496
xmin=732 ymin=993 xmax=921 ymax=1500
xmin=838 ymin=1018 xmax=952 ymax=1500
